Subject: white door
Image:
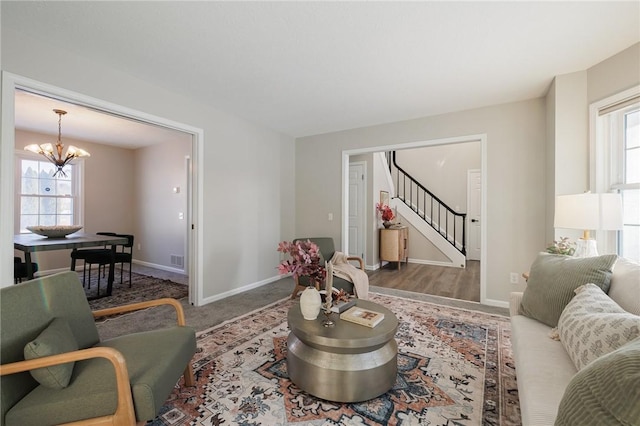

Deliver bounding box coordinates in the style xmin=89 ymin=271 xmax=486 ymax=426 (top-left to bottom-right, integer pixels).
xmin=467 ymin=169 xmax=481 ymax=261
xmin=348 ymin=163 xmax=366 ymax=259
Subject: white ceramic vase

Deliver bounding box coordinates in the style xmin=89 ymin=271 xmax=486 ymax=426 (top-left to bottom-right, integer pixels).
xmin=300 ymin=286 xmax=321 ymax=320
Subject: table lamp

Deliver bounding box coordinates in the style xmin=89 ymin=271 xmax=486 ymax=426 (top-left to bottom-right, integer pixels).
xmin=554 ymin=192 xmax=623 ymax=257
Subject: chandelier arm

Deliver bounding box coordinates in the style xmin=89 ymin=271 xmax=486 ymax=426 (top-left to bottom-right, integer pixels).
xmin=23 ymin=109 xmax=90 ymax=178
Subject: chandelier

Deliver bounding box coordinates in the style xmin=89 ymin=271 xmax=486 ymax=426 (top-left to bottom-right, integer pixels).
xmin=24 ymin=109 xmax=90 ymax=177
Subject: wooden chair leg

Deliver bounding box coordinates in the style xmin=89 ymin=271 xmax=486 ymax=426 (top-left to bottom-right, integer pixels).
xmin=183 ymin=363 xmax=195 ymax=387
xmin=290 ymin=284 xmax=305 ymax=299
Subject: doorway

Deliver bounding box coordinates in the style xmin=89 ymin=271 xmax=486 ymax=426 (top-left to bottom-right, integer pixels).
xmin=1 ymin=73 xmax=204 ymax=305
xmin=467 ymin=169 xmax=482 ymax=261
xmin=341 ymin=134 xmax=488 ymax=304
xmin=348 ymin=162 xmax=366 ymax=259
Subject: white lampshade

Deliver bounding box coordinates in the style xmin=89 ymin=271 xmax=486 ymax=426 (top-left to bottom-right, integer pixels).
xmin=555 ymin=192 xmax=623 ymax=257
xmin=598 ymin=193 xmax=624 ymax=230
xmin=555 ymin=193 xmax=623 ymax=232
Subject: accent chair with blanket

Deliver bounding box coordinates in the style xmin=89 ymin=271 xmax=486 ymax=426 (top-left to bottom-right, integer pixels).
xmin=290 ymin=237 xmax=368 ymax=299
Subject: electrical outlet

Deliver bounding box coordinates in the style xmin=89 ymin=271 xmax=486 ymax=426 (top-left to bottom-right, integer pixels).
xmin=510 ymin=272 xmax=519 ymax=284
xmin=137 ymin=243 xmax=141 ymax=251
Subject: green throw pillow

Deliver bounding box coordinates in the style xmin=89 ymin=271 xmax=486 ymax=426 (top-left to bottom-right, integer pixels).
xmin=24 ymin=318 xmax=78 ymax=389
xmin=519 ymin=253 xmax=617 ymax=327
xmin=555 ymin=337 xmax=640 ymax=426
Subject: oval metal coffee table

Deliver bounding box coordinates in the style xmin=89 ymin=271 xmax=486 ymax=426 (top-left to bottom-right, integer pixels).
xmin=287 ymin=299 xmax=398 ymax=403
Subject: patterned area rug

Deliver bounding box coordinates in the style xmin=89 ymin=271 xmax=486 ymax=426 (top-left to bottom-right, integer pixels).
xmin=84 ymin=271 xmax=188 ymax=311
xmin=149 ymin=293 xmax=521 ymax=425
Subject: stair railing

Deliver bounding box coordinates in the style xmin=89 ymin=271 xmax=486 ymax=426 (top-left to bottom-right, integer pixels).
xmin=387 ymin=151 xmax=466 ymax=255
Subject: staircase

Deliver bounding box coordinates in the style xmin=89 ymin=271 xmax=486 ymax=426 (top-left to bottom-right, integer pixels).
xmin=385 ymin=151 xmax=467 ymax=268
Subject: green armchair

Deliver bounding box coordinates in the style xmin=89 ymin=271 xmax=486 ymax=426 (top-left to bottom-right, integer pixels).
xmin=291 ymin=237 xmax=365 ymax=299
xmin=0 ymin=271 xmax=196 ymax=425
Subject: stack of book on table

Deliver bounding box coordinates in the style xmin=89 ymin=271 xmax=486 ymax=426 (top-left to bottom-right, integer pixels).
xmin=340 ymin=306 xmax=385 ymax=328
xmin=330 ymin=298 xmax=356 ymax=313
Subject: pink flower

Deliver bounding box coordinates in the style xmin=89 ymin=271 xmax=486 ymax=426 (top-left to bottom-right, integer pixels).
xmin=375 ymin=202 xmax=395 ymax=222
xmin=277 ymin=240 xmax=326 ymax=282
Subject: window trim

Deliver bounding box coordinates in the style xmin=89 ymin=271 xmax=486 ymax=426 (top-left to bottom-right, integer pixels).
xmin=14 ymin=149 xmax=85 ymax=234
xmin=589 ymin=85 xmax=640 ymax=256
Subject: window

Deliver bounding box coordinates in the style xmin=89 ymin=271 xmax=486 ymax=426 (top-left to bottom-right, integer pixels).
xmin=619 ymin=109 xmax=639 ymax=259
xmin=591 ymin=87 xmax=640 ymax=261
xmin=15 ymin=152 xmax=83 ymax=233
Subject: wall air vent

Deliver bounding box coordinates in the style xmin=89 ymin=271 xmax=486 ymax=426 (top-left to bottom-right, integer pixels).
xmin=170 ymin=255 xmax=184 ymax=268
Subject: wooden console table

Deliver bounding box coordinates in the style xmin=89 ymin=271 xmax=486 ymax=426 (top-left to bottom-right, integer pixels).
xmin=379 ymin=225 xmax=408 ymax=270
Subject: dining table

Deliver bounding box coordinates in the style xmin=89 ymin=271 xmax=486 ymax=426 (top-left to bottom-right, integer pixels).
xmin=13 ymin=233 xmax=128 ymax=298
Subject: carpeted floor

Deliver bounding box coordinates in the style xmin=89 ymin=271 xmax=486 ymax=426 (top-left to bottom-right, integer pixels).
xmin=147 ymin=293 xmax=521 ymax=425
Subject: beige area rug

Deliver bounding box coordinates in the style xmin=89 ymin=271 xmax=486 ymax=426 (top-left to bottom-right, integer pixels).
xmin=148 ymin=292 xmax=521 ymax=425
xmin=83 ymin=271 xmax=188 ymax=311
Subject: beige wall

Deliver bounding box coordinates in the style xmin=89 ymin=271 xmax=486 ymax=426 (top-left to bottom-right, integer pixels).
xmin=5 ymin=23 xmax=636 ymax=305
xmin=587 ymin=43 xmax=640 ymax=104
xmin=546 ymin=71 xmax=589 ymax=245
xmin=3 ymin=25 xmax=296 ymax=300
xmin=545 ymin=42 xmax=640 ymax=249
xmin=395 ymin=142 xmax=481 ymax=211
xmin=133 ymin=139 xmax=191 ymax=269
xmin=298 ymin=98 xmax=547 ymax=304
xmin=14 ymin=129 xmax=136 ymax=271
xmin=545 ymin=79 xmax=556 ymax=246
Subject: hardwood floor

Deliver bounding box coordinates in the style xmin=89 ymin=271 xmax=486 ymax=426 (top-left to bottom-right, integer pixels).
xmin=367 ymin=260 xmax=480 ymax=302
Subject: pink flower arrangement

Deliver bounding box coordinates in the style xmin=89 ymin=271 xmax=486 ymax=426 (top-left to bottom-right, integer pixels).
xmin=376 ymin=203 xmax=395 ymax=222
xmin=277 ymin=240 xmax=327 ymax=283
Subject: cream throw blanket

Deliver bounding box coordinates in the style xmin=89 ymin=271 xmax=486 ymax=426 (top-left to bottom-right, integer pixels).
xmin=330 ymin=251 xmax=369 ymax=300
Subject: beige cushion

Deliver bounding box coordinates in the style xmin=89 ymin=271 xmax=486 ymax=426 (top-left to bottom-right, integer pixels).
xmin=510 ymin=315 xmax=577 ymax=425
xmin=520 ymin=253 xmax=617 ymax=327
xmin=608 ymin=257 xmax=640 ymax=315
xmin=555 ymin=337 xmax=640 ymax=426
xmin=24 ymin=318 xmax=78 ymax=389
xmin=558 ymin=283 xmax=640 ymax=370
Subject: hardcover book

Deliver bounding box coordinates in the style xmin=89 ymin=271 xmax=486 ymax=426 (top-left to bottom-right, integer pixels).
xmin=340 ymin=306 xmax=385 ymax=328
xmin=330 ymin=298 xmax=356 ymax=314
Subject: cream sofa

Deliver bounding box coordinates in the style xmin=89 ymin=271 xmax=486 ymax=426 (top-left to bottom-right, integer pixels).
xmin=509 ymin=256 xmax=640 ymax=425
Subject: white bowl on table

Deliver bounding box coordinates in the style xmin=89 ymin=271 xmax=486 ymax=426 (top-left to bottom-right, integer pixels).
xmin=26 ymin=225 xmax=83 ymax=238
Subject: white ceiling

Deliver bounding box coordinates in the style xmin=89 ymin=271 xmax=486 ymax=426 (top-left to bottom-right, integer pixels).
xmin=14 ymin=90 xmax=190 ymax=149
xmin=7 ymin=1 xmax=640 ymax=142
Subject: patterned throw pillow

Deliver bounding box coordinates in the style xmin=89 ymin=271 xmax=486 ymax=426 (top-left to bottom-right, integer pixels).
xmin=557 ymin=283 xmax=640 ymax=371
xmin=519 ymin=253 xmax=617 ymax=327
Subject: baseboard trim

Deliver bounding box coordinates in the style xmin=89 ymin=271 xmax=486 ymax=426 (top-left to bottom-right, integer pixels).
xmin=30 ymin=267 xmax=69 ymax=278
xmin=407 ymin=258 xmax=462 ymax=268
xmin=482 ymin=298 xmax=509 ymax=309
xmin=367 ymin=258 xmax=461 ymax=271
xmin=199 ymin=274 xmax=285 ymax=305
xmin=132 ymin=259 xmax=186 ymax=275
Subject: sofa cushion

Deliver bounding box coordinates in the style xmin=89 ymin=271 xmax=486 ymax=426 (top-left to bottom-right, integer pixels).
xmin=554 ymin=337 xmax=640 ymax=426
xmin=98 ymin=326 xmax=197 ymax=421
xmin=608 ymin=257 xmax=640 ymax=315
xmin=23 ymin=318 xmax=78 ymax=389
xmin=558 ymin=283 xmax=640 ymax=371
xmin=519 ymin=253 xmax=617 ymax=327
xmin=510 ymin=314 xmax=577 ymax=425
